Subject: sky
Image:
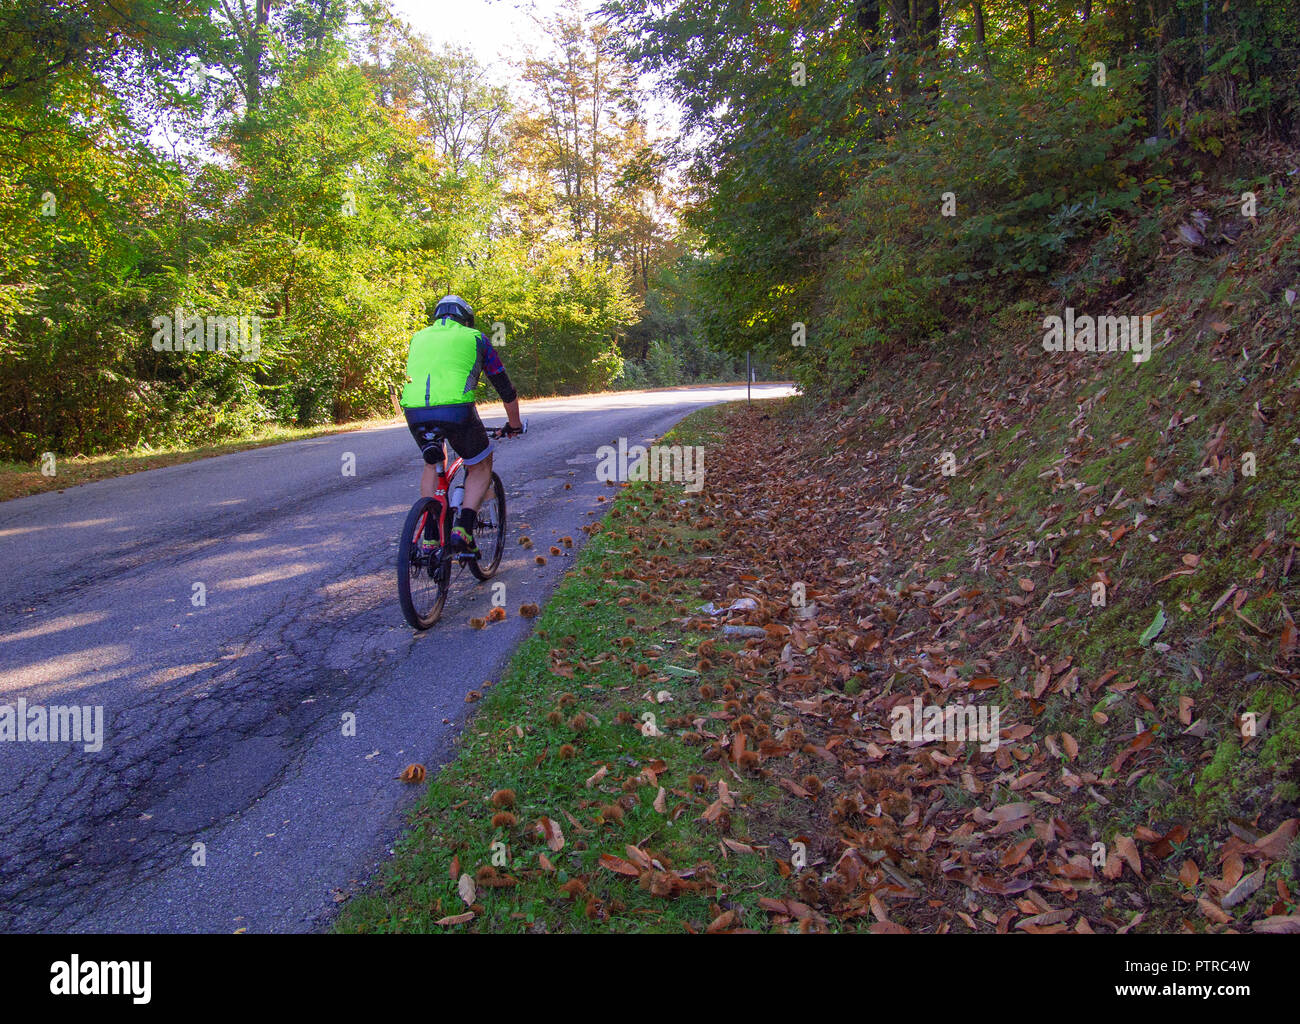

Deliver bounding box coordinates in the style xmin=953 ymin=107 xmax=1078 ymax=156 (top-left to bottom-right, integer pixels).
xmin=384 ymin=0 xmax=680 ymax=136
xmin=387 ymin=0 xmax=606 ymax=72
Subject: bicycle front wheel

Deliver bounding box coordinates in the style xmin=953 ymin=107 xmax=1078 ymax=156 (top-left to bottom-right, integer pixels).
xmin=397 ymin=498 xmax=451 ymax=629
xmin=468 ymin=471 xmax=506 ymax=580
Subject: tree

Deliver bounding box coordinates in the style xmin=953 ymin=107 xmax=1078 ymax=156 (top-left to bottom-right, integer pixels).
xmin=511 ymin=2 xmax=646 ymax=264
xmin=374 ymin=34 xmax=511 ymax=180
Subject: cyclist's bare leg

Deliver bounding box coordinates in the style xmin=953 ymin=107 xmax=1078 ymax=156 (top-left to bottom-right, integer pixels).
xmin=462 ymin=454 xmax=493 ymax=511
xmin=420 ymin=462 xmax=438 ymax=499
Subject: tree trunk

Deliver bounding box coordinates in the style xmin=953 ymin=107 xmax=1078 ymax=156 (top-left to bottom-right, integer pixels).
xmin=973 ymin=2 xmax=994 ymax=78
xmin=855 ymin=0 xmax=880 ymax=34
xmin=247 ymin=0 xmax=271 ymax=109
xmin=887 ymin=0 xmax=914 ymax=96
xmin=919 ymin=0 xmax=941 ymax=52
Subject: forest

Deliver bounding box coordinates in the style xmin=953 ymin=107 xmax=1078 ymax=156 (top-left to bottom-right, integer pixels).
xmin=1 ymin=1 xmax=1296 ymax=457
xmin=603 ymin=0 xmax=1297 ymax=386
xmin=0 ymin=0 xmax=746 ymax=462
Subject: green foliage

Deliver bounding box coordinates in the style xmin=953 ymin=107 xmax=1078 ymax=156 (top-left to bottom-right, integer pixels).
xmin=6 ymin=0 xmax=1296 ymax=455
xmin=465 ymin=235 xmax=635 ymax=397
xmin=615 ymin=255 xmax=747 ymax=388
xmin=809 ymin=60 xmax=1156 ymax=392
xmin=605 ymin=0 xmax=1300 ymax=396
xmin=0 ymin=1 xmax=651 ymax=459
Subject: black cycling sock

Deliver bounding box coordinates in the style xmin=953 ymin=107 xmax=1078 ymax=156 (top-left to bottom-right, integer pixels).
xmin=458 ymin=508 xmax=477 ymax=534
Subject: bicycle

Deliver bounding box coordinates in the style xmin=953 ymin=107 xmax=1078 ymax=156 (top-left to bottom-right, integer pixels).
xmin=396 ymin=421 xmax=527 ymax=630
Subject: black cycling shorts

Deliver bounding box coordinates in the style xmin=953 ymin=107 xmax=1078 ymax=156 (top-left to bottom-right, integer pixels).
xmin=404 ymin=403 xmax=493 ymax=466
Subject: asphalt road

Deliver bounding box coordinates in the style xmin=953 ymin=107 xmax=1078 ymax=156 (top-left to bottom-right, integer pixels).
xmin=0 ymin=383 xmax=793 ymax=933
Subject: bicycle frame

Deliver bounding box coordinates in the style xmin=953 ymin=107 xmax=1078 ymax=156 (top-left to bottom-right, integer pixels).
xmin=413 ymin=421 xmax=519 ymax=553
xmin=428 ymin=440 xmax=465 ymax=548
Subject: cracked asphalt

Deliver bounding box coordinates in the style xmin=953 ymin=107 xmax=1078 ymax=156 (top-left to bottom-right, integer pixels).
xmin=0 ymin=384 xmax=792 ymax=933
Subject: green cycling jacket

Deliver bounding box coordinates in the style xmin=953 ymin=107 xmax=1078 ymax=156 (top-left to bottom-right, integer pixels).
xmin=400 ymin=318 xmax=484 ymax=408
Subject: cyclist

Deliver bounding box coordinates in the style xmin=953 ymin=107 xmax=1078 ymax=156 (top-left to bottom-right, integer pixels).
xmin=400 ymin=294 xmax=523 ymax=557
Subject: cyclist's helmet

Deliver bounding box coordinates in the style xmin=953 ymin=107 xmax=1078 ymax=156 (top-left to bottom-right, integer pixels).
xmin=433 ymin=294 xmax=474 ymax=328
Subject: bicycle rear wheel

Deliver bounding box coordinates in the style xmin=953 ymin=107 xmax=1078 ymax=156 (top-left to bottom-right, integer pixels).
xmin=397 ymin=498 xmax=451 ymax=629
xmin=468 ymin=471 xmax=506 ymax=580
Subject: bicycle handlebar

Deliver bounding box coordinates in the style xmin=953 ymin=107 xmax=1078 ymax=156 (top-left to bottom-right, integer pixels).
xmin=487 ymin=418 xmax=528 ymax=440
